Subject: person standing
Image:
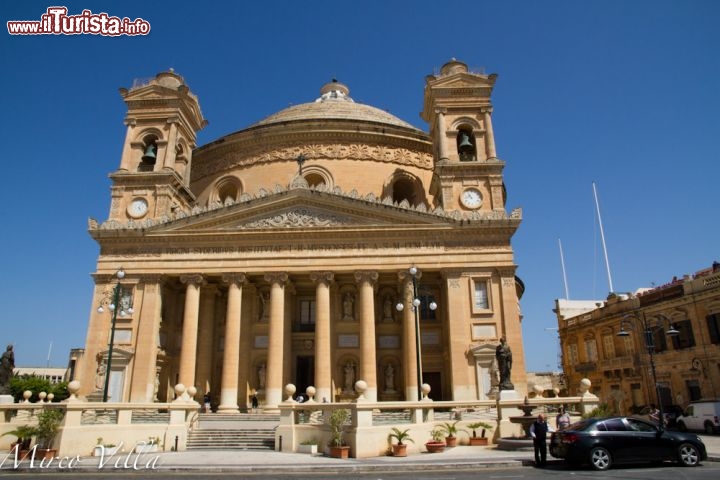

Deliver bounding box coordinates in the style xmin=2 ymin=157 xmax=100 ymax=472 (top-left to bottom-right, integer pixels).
xmin=530 ymin=413 xmax=554 ymax=467
xmin=556 ymin=406 xmax=571 ymax=430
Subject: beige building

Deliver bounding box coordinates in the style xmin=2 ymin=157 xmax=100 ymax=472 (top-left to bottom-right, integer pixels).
xmin=555 ymin=263 xmax=720 ymax=413
xmin=76 ymin=59 xmax=527 ymax=409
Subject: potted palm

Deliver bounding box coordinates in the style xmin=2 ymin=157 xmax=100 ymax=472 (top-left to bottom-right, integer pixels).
xmin=425 ymin=427 xmax=446 ymax=453
xmin=35 ymin=408 xmax=63 ymax=459
xmin=4 ymin=424 xmax=37 ymax=458
xmin=328 ymin=408 xmax=350 ymax=458
xmin=439 ymin=420 xmax=466 ymax=447
xmin=467 ymin=421 xmax=494 ymax=446
xmin=387 ymin=427 xmax=414 ymax=457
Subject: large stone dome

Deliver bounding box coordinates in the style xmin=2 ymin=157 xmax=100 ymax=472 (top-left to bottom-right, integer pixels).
xmin=252 ymin=79 xmax=422 ymax=132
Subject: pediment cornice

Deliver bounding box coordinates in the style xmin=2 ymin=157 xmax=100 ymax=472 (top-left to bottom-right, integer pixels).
xmin=90 ymin=182 xmax=521 ymax=236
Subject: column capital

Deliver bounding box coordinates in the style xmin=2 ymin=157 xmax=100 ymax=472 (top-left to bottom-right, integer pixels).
xmin=494 ymin=267 xmax=516 ymax=278
xmin=180 ymin=273 xmax=206 ymax=287
xmin=397 ymin=269 xmax=422 ymax=283
xmin=354 ymin=270 xmax=379 ymax=285
xmin=310 ymin=271 xmax=334 ymax=286
xmin=222 ymin=272 xmax=247 ymax=287
xmin=264 ymin=272 xmax=288 ymax=286
xmin=434 ymin=108 xmax=448 ymax=115
xmin=480 ymin=106 xmax=494 ymax=114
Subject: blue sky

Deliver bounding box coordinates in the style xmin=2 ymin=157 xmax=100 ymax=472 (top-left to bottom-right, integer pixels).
xmin=1 ymin=1 xmax=718 ymax=374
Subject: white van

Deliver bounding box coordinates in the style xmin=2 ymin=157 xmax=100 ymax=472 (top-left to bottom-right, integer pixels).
xmin=676 ymin=400 xmax=720 ymax=434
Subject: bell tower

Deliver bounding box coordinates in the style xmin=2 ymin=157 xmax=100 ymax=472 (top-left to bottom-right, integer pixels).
xmin=422 ymin=59 xmax=506 ymax=213
xmin=108 ymin=70 xmax=207 ymax=222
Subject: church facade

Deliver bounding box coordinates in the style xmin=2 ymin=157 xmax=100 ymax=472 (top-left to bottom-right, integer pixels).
xmin=76 ymin=59 xmax=527 ymax=409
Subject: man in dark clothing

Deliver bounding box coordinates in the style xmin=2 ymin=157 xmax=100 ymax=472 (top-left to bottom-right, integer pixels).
xmin=529 ymin=413 xmax=553 ymax=467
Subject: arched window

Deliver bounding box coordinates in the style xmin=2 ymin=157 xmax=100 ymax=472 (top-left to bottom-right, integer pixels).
xmin=456 ymin=128 xmax=477 ymax=162
xmin=305 ymin=172 xmax=326 ymax=188
xmin=392 ymin=177 xmax=417 ymax=205
xmin=212 ymin=176 xmax=243 ymax=205
xmin=139 ymin=135 xmax=158 ymax=172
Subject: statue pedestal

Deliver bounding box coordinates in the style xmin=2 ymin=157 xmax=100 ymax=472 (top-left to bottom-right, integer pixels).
xmin=499 ymin=390 xmax=520 ymax=401
xmin=378 ymin=391 xmax=401 ymax=402
xmin=0 ymin=394 xmax=14 ymax=404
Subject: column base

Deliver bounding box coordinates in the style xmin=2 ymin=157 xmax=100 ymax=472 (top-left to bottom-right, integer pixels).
xmin=216 ymin=404 xmax=240 ymax=413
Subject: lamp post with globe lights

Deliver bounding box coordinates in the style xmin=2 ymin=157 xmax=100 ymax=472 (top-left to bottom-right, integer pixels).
xmin=617 ymin=312 xmax=678 ymax=430
xmin=395 ymin=266 xmax=437 ymax=401
xmin=96 ymin=268 xmax=133 ymax=402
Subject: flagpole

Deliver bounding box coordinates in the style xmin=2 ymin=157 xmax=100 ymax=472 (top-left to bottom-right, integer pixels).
xmin=592 ymin=182 xmax=614 ymax=293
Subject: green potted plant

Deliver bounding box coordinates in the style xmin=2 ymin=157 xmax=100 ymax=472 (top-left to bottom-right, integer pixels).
xmin=94 ymin=437 xmax=120 ymax=457
xmin=134 ymin=436 xmax=160 ymax=454
xmin=35 ymin=408 xmax=63 ymax=459
xmin=387 ymin=427 xmax=414 ymax=457
xmin=439 ymin=420 xmax=466 ymax=447
xmin=298 ymin=438 xmax=318 ymax=454
xmin=328 ymin=408 xmax=350 ymax=458
xmin=3 ymin=424 xmax=38 ymax=458
xmin=467 ymin=421 xmax=494 ymax=446
xmin=425 ymin=427 xmax=446 ymax=453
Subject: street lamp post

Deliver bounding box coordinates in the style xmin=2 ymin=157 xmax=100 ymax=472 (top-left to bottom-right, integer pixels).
xmin=96 ymin=268 xmax=132 ymax=402
xmin=396 ymin=266 xmax=437 ymax=401
xmin=617 ymin=312 xmax=678 ymax=430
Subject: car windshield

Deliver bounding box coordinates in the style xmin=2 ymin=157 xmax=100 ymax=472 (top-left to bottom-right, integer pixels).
xmin=565 ymin=418 xmax=596 ymax=431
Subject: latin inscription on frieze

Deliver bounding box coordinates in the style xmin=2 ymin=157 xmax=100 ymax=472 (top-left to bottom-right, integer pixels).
xmin=110 ymin=241 xmax=444 ymax=257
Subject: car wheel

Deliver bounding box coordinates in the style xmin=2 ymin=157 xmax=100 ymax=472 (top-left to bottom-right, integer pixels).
xmin=704 ymin=422 xmax=714 ymax=434
xmin=678 ymin=443 xmax=700 ymax=467
xmin=589 ymin=447 xmax=612 ymax=471
xmin=677 ymin=421 xmax=687 ymax=432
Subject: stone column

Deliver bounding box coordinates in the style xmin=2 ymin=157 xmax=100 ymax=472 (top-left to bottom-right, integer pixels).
xmin=195 ymin=285 xmax=217 ymax=400
xmin=355 ymin=271 xmax=379 ymax=401
xmin=311 ymin=272 xmax=334 ymax=403
xmin=163 ymin=119 xmax=178 ymax=169
xmin=218 ymin=273 xmax=246 ymax=412
xmin=437 ymin=109 xmax=448 ymax=161
xmin=129 ymin=276 xmax=163 ymax=402
xmin=483 ymin=109 xmax=497 ymax=159
xmin=264 ymin=272 xmax=287 ymax=408
xmin=398 ymin=271 xmax=419 ymax=400
xmin=178 ymin=274 xmax=205 ymax=392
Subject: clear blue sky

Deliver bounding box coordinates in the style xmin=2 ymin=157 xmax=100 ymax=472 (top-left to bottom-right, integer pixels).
xmin=1 ymin=1 xmax=718 ymax=374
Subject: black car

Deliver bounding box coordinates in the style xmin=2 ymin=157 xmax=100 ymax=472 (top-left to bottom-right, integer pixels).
xmin=549 ymin=416 xmax=706 ymax=471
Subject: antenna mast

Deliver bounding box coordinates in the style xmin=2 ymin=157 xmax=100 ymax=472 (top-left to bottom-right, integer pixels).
xmin=558 ymin=238 xmax=570 ymax=299
xmin=592 ymin=182 xmax=614 ymax=293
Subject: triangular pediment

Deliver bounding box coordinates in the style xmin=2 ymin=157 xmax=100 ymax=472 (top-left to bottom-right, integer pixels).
xmin=152 ymin=189 xmax=451 ymax=234
xmin=428 ymin=72 xmax=496 ymax=90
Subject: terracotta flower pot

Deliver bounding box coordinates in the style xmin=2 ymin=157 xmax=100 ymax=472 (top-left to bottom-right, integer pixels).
xmin=392 ymin=444 xmax=408 ymax=457
xmin=425 ymin=441 xmax=445 ymax=453
xmin=329 ymin=446 xmax=349 ymax=458
xmin=445 ymin=436 xmax=457 ymax=447
xmin=469 ymin=437 xmax=489 ymax=446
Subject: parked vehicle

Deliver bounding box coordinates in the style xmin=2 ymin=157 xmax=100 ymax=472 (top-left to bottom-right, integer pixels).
xmin=549 ymin=416 xmax=706 ymax=471
xmin=676 ymin=400 xmax=720 ymax=434
xmin=635 ymin=404 xmax=684 ymax=427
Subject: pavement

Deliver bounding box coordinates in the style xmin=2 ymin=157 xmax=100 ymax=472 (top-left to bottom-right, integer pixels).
xmin=8 ymin=434 xmax=716 ymax=475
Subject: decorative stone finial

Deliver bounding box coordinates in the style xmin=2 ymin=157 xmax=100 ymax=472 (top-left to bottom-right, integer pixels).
xmin=285 ymin=383 xmax=297 ymax=402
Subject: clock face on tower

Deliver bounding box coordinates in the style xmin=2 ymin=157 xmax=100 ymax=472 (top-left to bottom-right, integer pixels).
xmin=127 ymin=198 xmax=149 ymax=218
xmin=460 ymin=188 xmax=483 ymax=209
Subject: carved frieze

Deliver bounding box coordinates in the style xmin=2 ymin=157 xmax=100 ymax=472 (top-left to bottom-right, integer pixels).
xmin=240 ymin=208 xmax=351 ymax=229
xmin=193 ymin=143 xmax=433 ymax=181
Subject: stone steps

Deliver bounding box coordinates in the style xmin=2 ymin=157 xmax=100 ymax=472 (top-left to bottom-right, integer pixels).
xmin=187 ymin=428 xmax=276 ymax=450
xmin=188 ymin=412 xmax=278 ymax=450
